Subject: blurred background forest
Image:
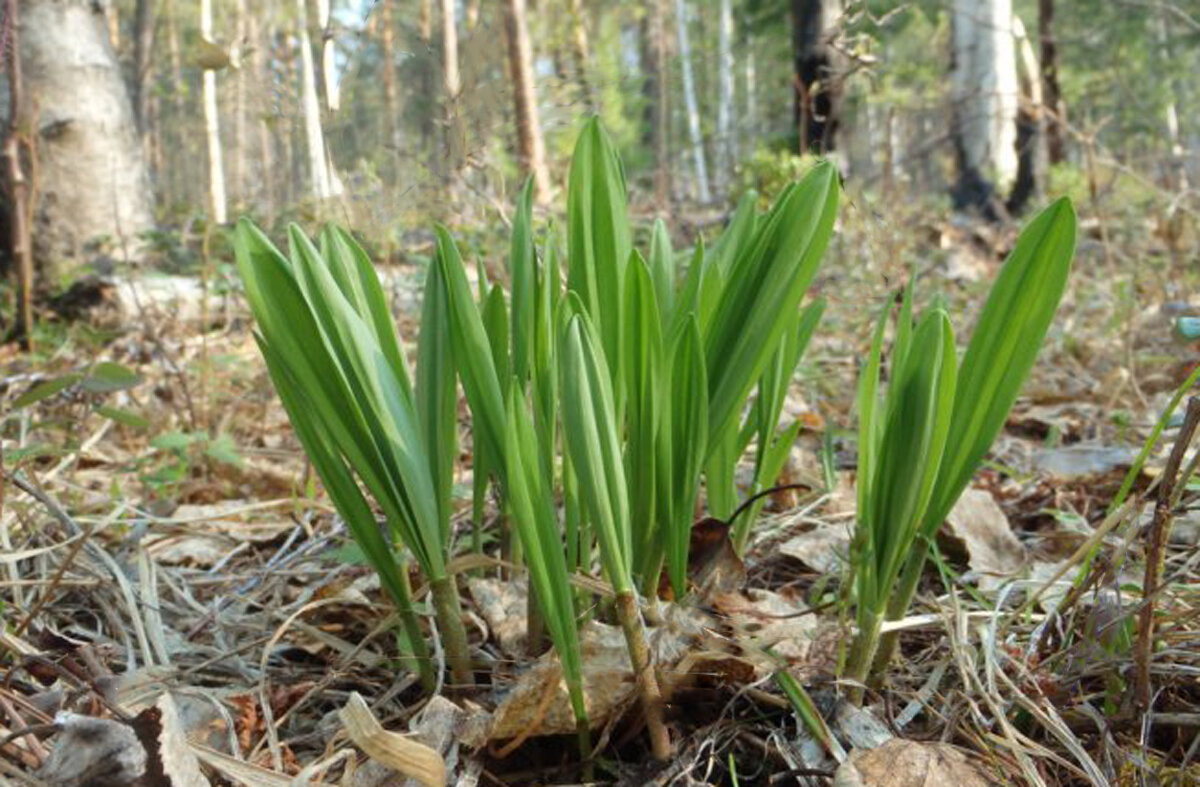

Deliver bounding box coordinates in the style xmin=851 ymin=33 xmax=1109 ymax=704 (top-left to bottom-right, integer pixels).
xmin=3 ymin=0 xmax=1198 ymax=297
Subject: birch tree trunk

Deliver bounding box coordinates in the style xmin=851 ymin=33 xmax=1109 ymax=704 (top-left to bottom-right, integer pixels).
xmin=441 ymin=0 xmax=459 ymax=98
xmin=315 ymin=0 xmax=338 ymax=112
xmin=18 ymin=0 xmax=154 ymax=279
xmin=675 ymin=0 xmax=710 ymax=203
xmin=714 ymin=0 xmax=734 ymax=192
xmin=950 ymin=0 xmax=1019 ymax=216
xmin=439 ymin=0 xmax=460 ymax=181
xmin=501 ymin=0 xmax=552 ymax=202
xmin=1155 ymin=14 xmax=1189 ymax=192
xmin=745 ymin=44 xmax=756 ymax=153
xmin=296 ymin=0 xmax=332 ymax=199
xmin=200 ymin=0 xmax=227 ymax=222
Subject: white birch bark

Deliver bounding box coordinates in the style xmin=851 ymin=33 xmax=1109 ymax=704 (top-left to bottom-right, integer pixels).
xmin=745 ymin=45 xmax=756 ymax=154
xmin=441 ymin=0 xmax=460 ymax=97
xmin=200 ymin=0 xmax=227 ymax=222
xmin=296 ymin=0 xmax=332 ymax=199
xmin=675 ymin=0 xmax=710 ymax=203
xmin=951 ymin=0 xmax=1019 ymax=191
xmin=315 ymin=0 xmax=339 ymax=112
xmin=18 ymin=0 xmax=154 ymax=278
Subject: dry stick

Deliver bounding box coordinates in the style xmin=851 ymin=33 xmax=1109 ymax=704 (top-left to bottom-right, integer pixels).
xmin=1134 ymin=396 xmax=1200 ymax=713
xmin=12 ymin=522 xmax=92 ymax=636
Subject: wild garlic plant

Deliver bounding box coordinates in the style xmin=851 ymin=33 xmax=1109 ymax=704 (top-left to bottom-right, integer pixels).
xmin=235 ymin=223 xmax=470 ymax=691
xmin=845 ymin=198 xmax=1077 ymax=698
xmin=237 ymin=117 xmax=840 ymax=760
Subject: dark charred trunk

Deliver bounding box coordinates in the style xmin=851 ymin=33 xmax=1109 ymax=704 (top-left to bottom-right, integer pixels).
xmin=1038 ymin=0 xmax=1065 ymax=164
xmin=1005 ymin=104 xmax=1038 ymax=215
xmin=792 ymin=0 xmax=840 ymax=154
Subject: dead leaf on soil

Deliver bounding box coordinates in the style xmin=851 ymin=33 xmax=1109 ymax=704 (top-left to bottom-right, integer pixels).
xmin=338 ymin=692 xmax=445 ymax=787
xmin=833 ymin=739 xmax=997 ymax=787
xmin=39 ymin=693 xmax=210 ymax=787
xmin=942 ymin=488 xmax=1026 ymax=590
xmin=468 ymin=577 xmax=528 ymax=658
xmin=1032 ymin=444 xmax=1137 ymax=479
xmin=143 ymin=501 xmax=293 ymax=566
xmin=779 ymin=522 xmax=852 ymax=574
xmin=710 ymin=588 xmax=818 ymax=664
xmin=484 ymin=619 xmax=691 ymax=743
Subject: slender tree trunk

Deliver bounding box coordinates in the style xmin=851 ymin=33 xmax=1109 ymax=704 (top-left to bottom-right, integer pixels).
xmin=567 ymin=0 xmax=594 ymax=111
xmin=233 ymin=0 xmax=247 ymax=208
xmin=792 ymin=0 xmax=843 ymax=154
xmin=164 ymin=0 xmax=184 ymax=205
xmin=418 ymin=0 xmax=434 ymax=151
xmin=201 ymin=0 xmax=227 ymax=223
xmin=501 ymin=0 xmax=552 ymax=202
xmin=1155 ymin=14 xmax=1189 ymax=192
xmin=465 ymin=0 xmax=478 ymax=30
xmin=647 ymin=0 xmax=670 ymax=208
xmin=441 ymin=0 xmax=459 ymax=98
xmin=381 ymin=0 xmax=398 ymax=148
xmin=745 ymin=43 xmax=757 ymax=154
xmin=132 ymin=0 xmax=154 ymax=141
xmin=296 ymin=0 xmax=332 ymax=199
xmin=1037 ymin=0 xmax=1064 ymax=164
xmin=715 ymin=0 xmax=734 ymax=192
xmin=950 ymin=0 xmax=1019 ymax=218
xmin=675 ymin=0 xmax=709 ymax=203
xmin=20 ymin=0 xmax=154 ymax=280
xmin=1006 ymin=14 xmax=1044 ymax=215
xmin=315 ymin=0 xmax=338 ymax=112
xmin=439 ymin=0 xmax=460 ymax=183
xmin=5 ymin=0 xmax=33 ymax=347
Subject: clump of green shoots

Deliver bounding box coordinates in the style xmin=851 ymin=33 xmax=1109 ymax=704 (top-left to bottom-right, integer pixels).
xmin=235 ymin=222 xmax=470 ymax=691
xmin=236 ymin=117 xmax=840 ymax=762
xmin=845 ymin=198 xmax=1077 ymax=699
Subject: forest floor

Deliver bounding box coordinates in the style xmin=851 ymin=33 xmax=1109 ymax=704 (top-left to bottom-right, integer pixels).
xmin=1 ymin=190 xmax=1199 ymax=786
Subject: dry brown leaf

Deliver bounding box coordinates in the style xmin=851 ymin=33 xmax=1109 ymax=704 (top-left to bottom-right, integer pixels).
xmin=833 ymin=739 xmax=997 ymax=787
xmin=339 ymin=692 xmax=445 ymax=787
xmin=39 ymin=694 xmax=210 ymax=787
xmin=486 ymin=619 xmax=692 ymax=743
xmin=143 ymin=501 xmax=293 ymax=566
xmin=942 ymin=488 xmax=1026 ymax=590
xmin=710 ymin=588 xmax=818 ymax=663
xmin=38 ymin=713 xmax=146 ymax=787
xmin=467 ymin=577 xmax=528 ymax=658
xmin=778 ymin=523 xmax=852 ymax=573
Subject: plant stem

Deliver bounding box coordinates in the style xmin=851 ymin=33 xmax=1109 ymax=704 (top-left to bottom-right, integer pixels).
xmin=525 ymin=579 xmax=547 ymax=656
xmin=575 ymin=718 xmax=594 ymax=781
xmin=867 ymin=539 xmax=930 ymax=683
xmin=614 ymin=591 xmax=671 ymax=761
xmin=395 ymin=563 xmax=437 ymax=692
xmin=430 ymin=575 xmax=473 ymax=688
xmin=844 ymin=606 xmax=881 ymax=705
